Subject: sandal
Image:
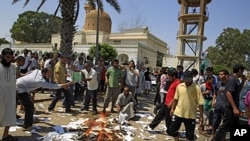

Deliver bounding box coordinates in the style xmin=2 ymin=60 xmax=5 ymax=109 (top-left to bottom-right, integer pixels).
xmin=2 ymin=135 xmax=18 ymax=141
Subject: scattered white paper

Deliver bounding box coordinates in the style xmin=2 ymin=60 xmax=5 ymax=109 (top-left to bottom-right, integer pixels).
xmin=39 ymin=117 xmax=51 ymax=122
xmin=118 ymin=112 xmax=128 ymax=124
xmin=124 ymin=135 xmax=134 ymax=141
xmin=9 ymin=126 xmax=22 ymax=132
xmin=43 ymin=132 xmax=60 ymax=141
xmin=135 ymin=121 xmax=150 ymax=125
xmin=38 ymin=103 xmax=45 ymax=109
xmin=147 ymin=115 xmax=154 ymax=120
xmin=166 ymin=136 xmax=171 ymax=140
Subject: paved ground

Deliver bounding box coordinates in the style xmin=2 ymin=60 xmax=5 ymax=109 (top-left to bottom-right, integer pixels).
xmin=0 ymin=91 xmax=212 ymax=141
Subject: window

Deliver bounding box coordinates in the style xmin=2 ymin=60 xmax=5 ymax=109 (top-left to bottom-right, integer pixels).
xmin=113 ymin=40 xmax=121 ymax=45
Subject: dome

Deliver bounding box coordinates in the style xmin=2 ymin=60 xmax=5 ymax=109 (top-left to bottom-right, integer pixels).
xmin=83 ymin=10 xmax=112 ymax=33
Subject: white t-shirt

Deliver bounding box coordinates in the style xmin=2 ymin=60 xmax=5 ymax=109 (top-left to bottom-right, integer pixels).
xmin=193 ymin=75 xmax=205 ymax=86
xmin=20 ymin=54 xmax=31 ymax=69
xmin=81 ymin=68 xmax=98 ymax=90
xmin=44 ymin=59 xmax=51 ymax=69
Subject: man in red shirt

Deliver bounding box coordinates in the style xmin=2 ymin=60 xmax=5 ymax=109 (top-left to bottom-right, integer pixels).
xmin=165 ymin=70 xmax=181 ymax=134
xmin=145 ymin=69 xmax=180 ymax=132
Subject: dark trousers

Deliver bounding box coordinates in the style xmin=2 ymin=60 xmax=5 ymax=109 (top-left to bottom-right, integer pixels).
xmin=63 ymin=84 xmax=75 ymax=106
xmin=20 ymin=68 xmax=28 ymax=74
xmin=149 ymin=105 xmax=171 ymax=130
xmin=127 ymin=85 xmax=138 ymax=104
xmin=168 ymin=115 xmax=196 ymax=140
xmin=214 ymin=106 xmax=235 ymax=141
xmin=74 ymin=82 xmax=84 ymax=101
xmin=83 ymin=89 xmax=98 ymax=111
xmin=99 ymin=80 xmax=105 ymax=92
xmin=155 ymin=93 xmax=167 ymax=111
xmin=154 ymin=83 xmax=161 ymax=105
xmin=17 ymin=92 xmax=34 ymax=127
xmin=48 ymin=88 xmax=71 ymax=112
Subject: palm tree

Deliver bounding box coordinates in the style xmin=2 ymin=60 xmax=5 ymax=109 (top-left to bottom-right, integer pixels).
xmin=12 ymin=0 xmax=121 ymax=57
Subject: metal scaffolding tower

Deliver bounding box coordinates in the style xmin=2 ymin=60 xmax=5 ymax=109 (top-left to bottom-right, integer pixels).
xmin=176 ymin=0 xmax=212 ymax=71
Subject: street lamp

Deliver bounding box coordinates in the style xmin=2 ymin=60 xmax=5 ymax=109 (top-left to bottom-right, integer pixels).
xmin=95 ymin=0 xmax=100 ymax=65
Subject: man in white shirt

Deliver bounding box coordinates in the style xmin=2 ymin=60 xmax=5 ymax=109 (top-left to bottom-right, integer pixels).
xmin=20 ymin=48 xmax=31 ymax=74
xmin=81 ymin=61 xmax=99 ymax=115
xmin=28 ymin=52 xmax=39 ymax=72
xmin=125 ymin=60 xmax=139 ymax=103
xmin=43 ymin=53 xmax=51 ymax=69
xmin=16 ymin=68 xmax=74 ymax=130
xmin=192 ymin=68 xmax=204 ymax=86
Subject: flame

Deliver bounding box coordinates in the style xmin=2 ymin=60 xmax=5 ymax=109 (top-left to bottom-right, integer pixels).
xmin=83 ymin=111 xmax=121 ymax=140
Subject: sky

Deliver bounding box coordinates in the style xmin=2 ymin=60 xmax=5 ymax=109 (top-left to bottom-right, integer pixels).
xmin=1 ymin=0 xmax=250 ymax=55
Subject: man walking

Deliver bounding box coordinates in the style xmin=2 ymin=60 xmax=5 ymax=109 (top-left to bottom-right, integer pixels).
xmin=214 ymin=64 xmax=245 ymax=141
xmin=48 ymin=55 xmax=72 ymax=113
xmin=168 ymin=71 xmax=204 ymax=141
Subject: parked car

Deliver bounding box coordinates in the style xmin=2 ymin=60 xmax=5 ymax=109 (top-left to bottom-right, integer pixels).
xmin=239 ymin=82 xmax=250 ymax=125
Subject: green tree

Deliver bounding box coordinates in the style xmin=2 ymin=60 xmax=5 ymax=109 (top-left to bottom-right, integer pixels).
xmin=0 ymin=38 xmax=9 ymax=44
xmin=12 ymin=0 xmax=121 ymax=57
xmin=88 ymin=43 xmax=117 ymax=62
xmin=206 ymin=27 xmax=250 ymax=70
xmin=10 ymin=11 xmax=61 ymax=43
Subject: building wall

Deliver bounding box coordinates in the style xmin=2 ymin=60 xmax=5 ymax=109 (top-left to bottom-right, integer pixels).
xmin=1 ymin=28 xmax=168 ymax=68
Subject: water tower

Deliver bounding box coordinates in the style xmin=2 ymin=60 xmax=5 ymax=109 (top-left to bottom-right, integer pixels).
xmin=176 ymin=0 xmax=212 ymax=71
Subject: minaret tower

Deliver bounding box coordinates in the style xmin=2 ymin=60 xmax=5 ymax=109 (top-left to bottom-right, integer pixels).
xmin=176 ymin=0 xmax=212 ymax=71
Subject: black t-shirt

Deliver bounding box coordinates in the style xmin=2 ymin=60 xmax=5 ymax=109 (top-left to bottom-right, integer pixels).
xmin=215 ymin=81 xmax=229 ymax=109
xmin=144 ymin=71 xmax=151 ymax=81
xmin=226 ymin=75 xmax=241 ymax=107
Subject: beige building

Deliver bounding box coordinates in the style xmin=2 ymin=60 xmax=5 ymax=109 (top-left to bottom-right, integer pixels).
xmin=2 ymin=1 xmax=169 ymax=68
xmin=51 ymin=1 xmax=169 ymax=68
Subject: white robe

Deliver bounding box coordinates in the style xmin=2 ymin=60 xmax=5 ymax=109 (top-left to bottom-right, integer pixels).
xmin=0 ymin=64 xmax=16 ymax=126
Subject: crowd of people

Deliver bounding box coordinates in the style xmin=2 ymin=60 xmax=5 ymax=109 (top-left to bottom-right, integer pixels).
xmin=0 ymin=47 xmax=249 ymax=141
xmin=146 ymin=64 xmax=248 ymax=141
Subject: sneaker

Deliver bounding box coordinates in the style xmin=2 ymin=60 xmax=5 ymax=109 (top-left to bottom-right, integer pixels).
xmin=22 ymin=125 xmax=32 ymax=131
xmin=45 ymin=109 xmax=54 ymax=114
xmin=144 ymin=125 xmax=153 ymax=131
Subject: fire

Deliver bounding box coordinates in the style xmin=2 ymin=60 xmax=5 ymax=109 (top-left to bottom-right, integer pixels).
xmin=80 ymin=111 xmax=123 ymax=141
